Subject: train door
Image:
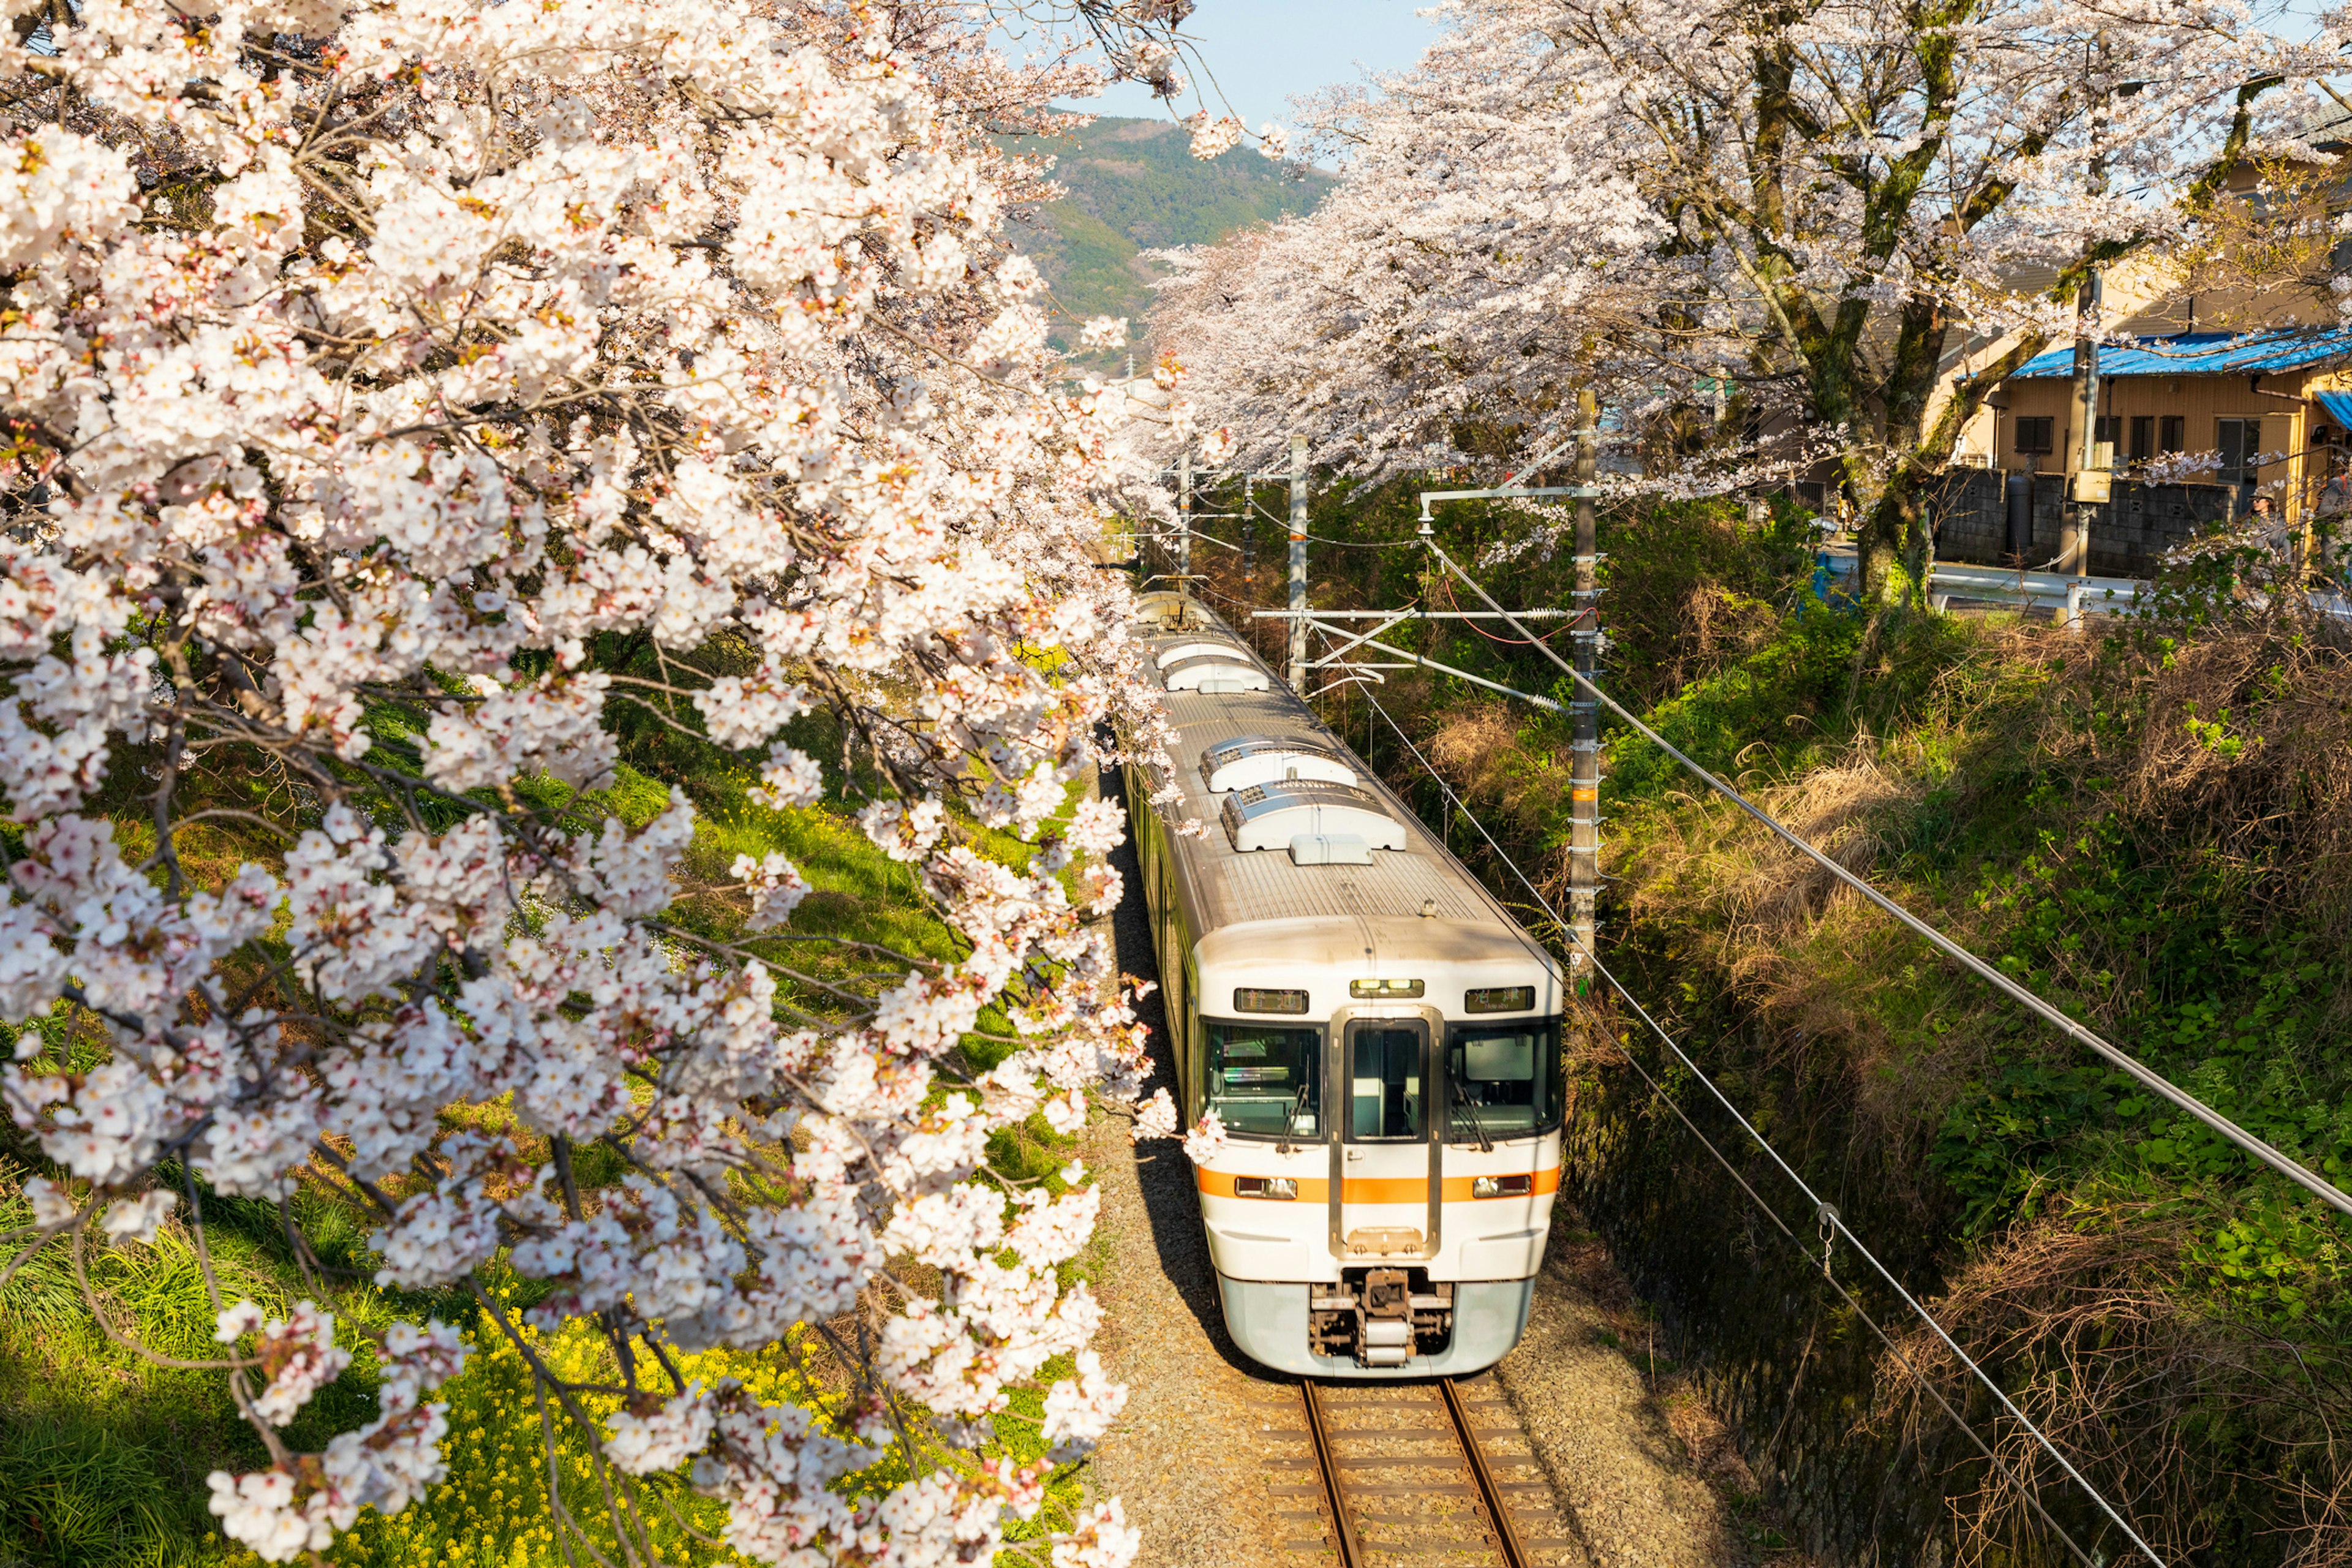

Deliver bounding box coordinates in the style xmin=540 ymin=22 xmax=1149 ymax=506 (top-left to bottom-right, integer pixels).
xmin=1333 ymin=1019 xmax=1439 ymax=1259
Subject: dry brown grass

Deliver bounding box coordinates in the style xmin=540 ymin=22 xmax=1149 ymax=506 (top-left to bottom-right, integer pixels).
xmin=1704 ymin=753 xmax=1918 ymax=934
xmin=1605 ymin=743 xmax=1941 ymax=1106
xmin=1426 ymin=701 xmax=1571 ymax=834
xmin=1875 ymin=1209 xmax=2352 ymax=1568
xmin=2035 ymin=625 xmax=2352 ymax=940
xmin=1662 ymin=1387 xmax=1762 ymax=1496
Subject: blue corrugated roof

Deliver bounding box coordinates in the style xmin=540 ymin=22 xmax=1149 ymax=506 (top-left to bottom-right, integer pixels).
xmin=2011 ymin=327 xmax=2352 ymax=379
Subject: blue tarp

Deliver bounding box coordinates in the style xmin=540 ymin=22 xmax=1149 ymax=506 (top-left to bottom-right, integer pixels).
xmin=2315 ymin=389 xmax=2352 ymax=431
xmin=2010 ymin=327 xmax=2352 ymax=380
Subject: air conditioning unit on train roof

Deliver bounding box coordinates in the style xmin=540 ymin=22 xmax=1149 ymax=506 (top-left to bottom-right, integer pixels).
xmin=1155 ymin=639 xmax=1250 ymax=669
xmin=1198 ymin=735 xmax=1360 ymax=794
xmin=1220 ymin=780 xmax=1406 ymax=854
xmin=1162 ymin=650 xmax=1270 ymax=693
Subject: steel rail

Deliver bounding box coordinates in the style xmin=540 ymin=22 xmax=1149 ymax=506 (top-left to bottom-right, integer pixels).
xmin=1439 ymin=1378 xmax=1531 ymax=1568
xmin=1423 ymin=535 xmax=2352 ymax=1223
xmin=1300 ymin=1381 xmax=1364 ymax=1568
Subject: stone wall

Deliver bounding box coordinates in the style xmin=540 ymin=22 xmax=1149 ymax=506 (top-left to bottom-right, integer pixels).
xmin=1567 ymin=1068 xmax=1948 ymax=1565
xmin=1928 ymin=467 xmax=2238 ymax=578
xmin=1563 ymin=1008 xmax=2129 ymax=1567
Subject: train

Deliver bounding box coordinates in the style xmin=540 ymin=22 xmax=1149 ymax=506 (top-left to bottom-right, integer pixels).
xmin=1120 ymin=590 xmax=1566 ymax=1378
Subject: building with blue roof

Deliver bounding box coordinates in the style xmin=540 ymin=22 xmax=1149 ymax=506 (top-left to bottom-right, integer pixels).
xmin=1931 ymin=322 xmax=2352 ymax=575
xmin=1994 ymin=325 xmax=2352 ymax=491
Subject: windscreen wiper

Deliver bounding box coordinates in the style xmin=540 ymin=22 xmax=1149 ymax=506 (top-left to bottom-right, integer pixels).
xmin=1456 ymin=1088 xmax=1494 ymax=1153
xmin=1277 ymin=1084 xmax=1308 ymax=1155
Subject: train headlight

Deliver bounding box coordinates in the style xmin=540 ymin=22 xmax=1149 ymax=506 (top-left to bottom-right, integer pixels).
xmin=1350 ymin=978 xmax=1425 ymax=1000
xmin=1235 ymin=1176 xmax=1298 ymax=1200
xmin=1471 ymin=1174 xmax=1533 ymax=1199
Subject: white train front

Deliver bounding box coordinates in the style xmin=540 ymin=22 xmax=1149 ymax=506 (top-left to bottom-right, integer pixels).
xmin=1122 ymin=593 xmax=1565 ymax=1377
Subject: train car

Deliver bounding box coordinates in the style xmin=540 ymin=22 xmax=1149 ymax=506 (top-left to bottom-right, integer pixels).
xmin=1120 ymin=591 xmax=1566 ymax=1378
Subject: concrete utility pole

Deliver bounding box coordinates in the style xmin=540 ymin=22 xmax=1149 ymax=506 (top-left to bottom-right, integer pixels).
xmin=1287 ymin=434 xmax=1310 ymax=690
xmin=1177 ymin=451 xmax=1193 ymax=592
xmin=1241 ymin=471 xmax=1255 ymax=576
xmin=2060 ymin=273 xmax=2105 ymax=586
xmin=2060 ymin=56 xmax=2122 ymax=601
xmin=1567 ymin=389 xmax=1601 ymax=974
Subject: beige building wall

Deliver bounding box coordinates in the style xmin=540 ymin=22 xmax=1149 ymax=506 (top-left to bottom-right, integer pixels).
xmin=1991 ymin=369 xmax=2332 ymax=521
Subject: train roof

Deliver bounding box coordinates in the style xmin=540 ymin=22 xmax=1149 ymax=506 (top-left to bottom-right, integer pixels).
xmin=1126 ymin=596 xmax=1559 ymax=980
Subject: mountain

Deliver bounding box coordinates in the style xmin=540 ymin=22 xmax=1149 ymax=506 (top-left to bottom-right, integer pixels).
xmin=998 ymin=115 xmax=1334 ymax=372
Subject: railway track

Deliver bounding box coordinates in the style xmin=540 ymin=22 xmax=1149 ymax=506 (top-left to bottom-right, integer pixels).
xmin=1254 ymin=1374 xmax=1583 ymax=1567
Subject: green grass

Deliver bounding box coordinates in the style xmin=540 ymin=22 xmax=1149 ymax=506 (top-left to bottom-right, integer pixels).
xmin=0 ymin=1178 xmax=394 ymax=1568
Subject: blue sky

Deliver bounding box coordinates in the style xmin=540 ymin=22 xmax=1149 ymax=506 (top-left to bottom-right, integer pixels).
xmin=1027 ymin=1 xmax=1445 ymax=130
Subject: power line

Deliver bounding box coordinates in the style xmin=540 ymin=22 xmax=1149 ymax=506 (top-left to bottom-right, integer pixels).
xmin=1229 ymin=491 xmax=1419 ymax=548
xmin=1423 ymin=537 xmax=2352 ymax=1223
xmin=1432 ymin=570 xmax=1574 ymax=646
xmin=1352 ymin=684 xmax=2153 ymax=1568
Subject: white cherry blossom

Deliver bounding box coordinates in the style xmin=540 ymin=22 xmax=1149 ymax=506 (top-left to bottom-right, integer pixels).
xmin=100 ymin=1189 xmax=176 ymax=1245
xmin=1181 ymin=1110 xmax=1230 ymax=1163
xmin=0 ymin=2 xmax=1184 ymax=1563
xmin=1131 ymin=1087 xmax=1178 ymax=1142
xmin=1152 ymin=0 xmax=2346 ymax=586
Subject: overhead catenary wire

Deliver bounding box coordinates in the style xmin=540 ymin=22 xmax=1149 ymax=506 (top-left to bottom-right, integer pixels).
xmin=1351 ymin=680 xmax=2151 ymax=1568
xmin=1433 ymin=570 xmax=1575 ymax=646
xmin=1235 ymin=489 xmax=1418 ymax=548
xmin=1422 ymin=535 xmax=2352 ymax=1224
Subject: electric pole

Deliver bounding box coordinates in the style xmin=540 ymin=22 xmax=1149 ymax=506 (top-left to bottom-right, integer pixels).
xmin=1287 ymin=434 xmax=1309 ymax=690
xmin=1177 ymin=450 xmax=1193 ymax=592
xmin=2060 ymin=54 xmax=2120 ymax=603
xmin=1568 ymin=390 xmax=1600 ymax=973
xmin=2062 ymin=271 xmax=2104 ymax=584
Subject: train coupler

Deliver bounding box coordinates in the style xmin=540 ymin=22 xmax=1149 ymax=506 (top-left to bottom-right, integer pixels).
xmin=1309 ymin=1268 xmax=1454 ymax=1366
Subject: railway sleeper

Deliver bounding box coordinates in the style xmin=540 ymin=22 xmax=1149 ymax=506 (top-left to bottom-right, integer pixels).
xmin=1308 ymin=1267 xmax=1454 ymax=1366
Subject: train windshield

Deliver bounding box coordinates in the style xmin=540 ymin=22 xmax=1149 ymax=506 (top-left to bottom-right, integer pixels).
xmin=1446 ymin=1021 xmax=1562 ymax=1140
xmin=1205 ymin=1022 xmax=1321 ymax=1138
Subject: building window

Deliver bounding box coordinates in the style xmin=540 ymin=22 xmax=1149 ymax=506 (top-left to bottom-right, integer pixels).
xmin=2094 ymin=415 xmax=2122 ymax=456
xmin=2129 ymin=415 xmax=2155 ymax=463
xmin=2218 ymin=418 xmax=2262 ymax=484
xmin=2160 ymin=415 xmax=2184 ymax=454
xmin=2015 ymin=416 xmax=2055 ymax=454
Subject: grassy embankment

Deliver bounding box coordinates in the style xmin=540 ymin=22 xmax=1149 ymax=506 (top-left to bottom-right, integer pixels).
xmin=1177 ymin=469 xmax=2352 ymax=1561
xmin=0 ymin=638 xmax=1096 ymax=1568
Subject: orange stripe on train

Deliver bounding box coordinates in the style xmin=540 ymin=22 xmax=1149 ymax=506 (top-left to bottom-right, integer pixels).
xmin=1196 ymin=1169 xmax=1560 ymax=1202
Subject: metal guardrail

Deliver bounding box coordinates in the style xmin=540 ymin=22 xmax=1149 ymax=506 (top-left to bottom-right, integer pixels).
xmin=1814 ymin=547 xmax=2148 ymax=624
xmin=1815 ymin=547 xmax=2352 ymax=625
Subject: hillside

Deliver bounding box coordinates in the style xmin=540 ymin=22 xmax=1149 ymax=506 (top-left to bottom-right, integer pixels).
xmin=1000 ymin=115 xmax=1332 ymax=371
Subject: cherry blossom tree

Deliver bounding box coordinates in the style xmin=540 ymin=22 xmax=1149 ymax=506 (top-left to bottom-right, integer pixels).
xmin=1154 ymin=0 xmax=2350 ymax=591
xmin=0 ymin=1 xmax=1205 ymax=1562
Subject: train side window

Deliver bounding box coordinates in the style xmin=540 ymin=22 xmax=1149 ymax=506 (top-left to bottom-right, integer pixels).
xmin=1205 ymin=1022 xmax=1321 ymax=1138
xmin=1349 ymin=1027 xmax=1422 ymax=1140
xmin=1446 ymin=1021 xmax=1562 ymax=1140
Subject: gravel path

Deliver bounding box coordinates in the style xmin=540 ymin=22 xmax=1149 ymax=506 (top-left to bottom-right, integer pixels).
xmin=1078 ymin=766 xmax=1762 ymax=1568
